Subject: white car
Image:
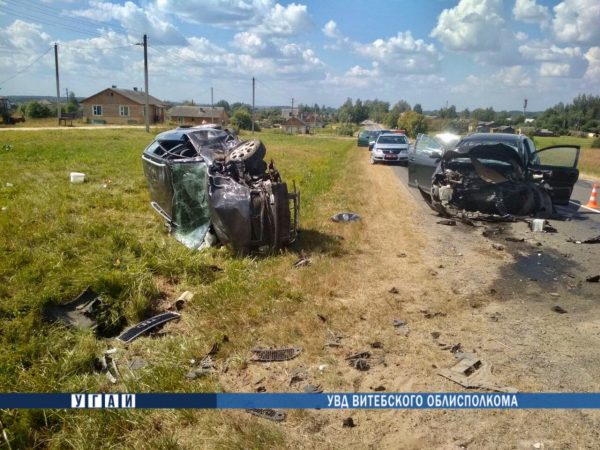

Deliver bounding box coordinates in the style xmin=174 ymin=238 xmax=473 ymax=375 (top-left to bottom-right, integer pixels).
xmin=370 ymin=133 xmax=410 ymax=164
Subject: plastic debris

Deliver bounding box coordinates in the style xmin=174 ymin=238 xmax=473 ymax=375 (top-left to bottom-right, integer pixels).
xmin=331 ymin=212 xmax=361 ymax=223
xmin=530 ymin=219 xmax=546 ymax=232
xmin=116 ymin=311 xmax=181 ymax=343
xmin=303 ymin=384 xmax=323 ymax=394
xmin=43 ymin=287 xmax=100 ymax=330
xmin=439 ymin=354 xmax=518 ymax=393
xmin=586 ymin=275 xmax=600 ymax=283
xmin=552 ymin=305 xmax=567 ymax=314
xmin=346 ymin=351 xmax=370 ymax=371
xmin=342 ymin=417 xmax=356 ymax=428
xmin=437 ymin=219 xmax=457 ymax=226
xmin=251 ymin=347 xmax=302 ymax=362
xmin=246 ymin=408 xmax=286 ymax=422
xmin=70 ymin=172 xmax=85 ymax=183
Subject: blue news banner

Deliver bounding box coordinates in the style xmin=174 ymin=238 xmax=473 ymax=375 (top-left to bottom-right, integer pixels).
xmin=2 ymin=393 xmax=600 ymax=409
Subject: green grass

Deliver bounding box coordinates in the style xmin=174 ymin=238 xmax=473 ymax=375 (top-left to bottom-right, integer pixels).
xmin=533 ymin=135 xmax=597 ymax=149
xmin=0 ymin=128 xmax=354 ymax=448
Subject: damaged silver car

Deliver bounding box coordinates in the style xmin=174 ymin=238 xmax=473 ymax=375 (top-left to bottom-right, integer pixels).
xmin=142 ymin=126 xmax=299 ymax=253
xmin=407 ymin=133 xmax=580 ymax=219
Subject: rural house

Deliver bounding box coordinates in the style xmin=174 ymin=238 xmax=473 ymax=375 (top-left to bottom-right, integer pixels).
xmin=167 ymin=106 xmax=229 ymax=126
xmin=80 ymin=87 xmax=165 ymax=125
xmin=282 ymin=116 xmax=308 ymax=134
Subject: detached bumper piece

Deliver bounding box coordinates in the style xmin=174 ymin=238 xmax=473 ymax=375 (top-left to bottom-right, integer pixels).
xmin=142 ymin=128 xmax=299 ymax=253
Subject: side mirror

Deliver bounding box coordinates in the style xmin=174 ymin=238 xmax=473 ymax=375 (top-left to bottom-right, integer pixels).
xmin=429 ymin=150 xmax=443 ymax=159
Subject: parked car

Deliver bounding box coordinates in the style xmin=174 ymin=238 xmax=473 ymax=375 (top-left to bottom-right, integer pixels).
xmin=368 ymin=129 xmax=391 ymax=151
xmin=407 ymin=132 xmax=580 ymax=218
xmin=357 ymin=129 xmax=378 ymax=147
xmin=142 ymin=127 xmax=299 ymax=253
xmin=370 ymin=133 xmax=410 ymax=165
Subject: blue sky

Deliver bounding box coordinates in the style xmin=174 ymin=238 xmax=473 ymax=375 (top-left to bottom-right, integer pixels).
xmin=0 ymin=0 xmax=599 ymax=110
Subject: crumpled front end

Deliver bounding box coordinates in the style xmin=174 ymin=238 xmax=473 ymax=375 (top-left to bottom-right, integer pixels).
xmin=142 ymin=129 xmax=299 ymax=253
xmin=424 ymin=143 xmax=553 ymax=220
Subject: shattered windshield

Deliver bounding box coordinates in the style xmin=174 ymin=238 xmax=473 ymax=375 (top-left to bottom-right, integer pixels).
xmin=378 ymin=135 xmax=407 ymax=144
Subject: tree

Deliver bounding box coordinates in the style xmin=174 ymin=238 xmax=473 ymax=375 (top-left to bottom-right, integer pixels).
xmin=398 ymin=111 xmax=428 ymax=138
xmin=385 ymin=110 xmax=400 ymax=128
xmin=215 ymin=100 xmax=231 ymax=114
xmin=25 ymin=101 xmax=53 ymax=118
xmin=413 ymin=103 xmax=423 ymax=114
xmin=65 ymin=92 xmax=79 ymax=114
xmin=392 ymin=100 xmax=411 ymax=114
xmin=229 ymin=108 xmax=253 ymax=130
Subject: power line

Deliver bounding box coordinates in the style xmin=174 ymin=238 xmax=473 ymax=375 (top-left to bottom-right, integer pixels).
xmin=0 ymin=46 xmax=53 ymax=86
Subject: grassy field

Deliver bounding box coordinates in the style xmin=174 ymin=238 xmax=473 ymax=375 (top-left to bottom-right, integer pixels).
xmin=0 ymin=128 xmax=356 ymax=448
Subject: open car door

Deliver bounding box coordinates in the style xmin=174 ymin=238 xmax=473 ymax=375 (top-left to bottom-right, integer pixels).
xmin=408 ymin=134 xmax=445 ymax=188
xmin=530 ymin=145 xmax=580 ymax=205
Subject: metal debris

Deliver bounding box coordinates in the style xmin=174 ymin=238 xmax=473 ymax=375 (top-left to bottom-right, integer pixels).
xmin=586 ymin=275 xmax=600 ymax=283
xmin=505 ymin=237 xmax=525 ymax=242
xmin=393 ymin=319 xmax=409 ymax=335
xmin=293 ymin=251 xmax=311 ymax=268
xmin=388 ymin=287 xmax=399 ymax=294
xmin=289 ymin=367 xmax=308 ymax=385
xmin=437 ymin=219 xmax=457 ymax=226
xmin=128 ymin=359 xmax=147 ymax=370
xmin=438 ymin=354 xmax=518 ymax=393
xmin=98 ymin=348 xmax=120 ymax=384
xmin=116 ymin=311 xmax=181 ymax=344
xmin=246 ymin=408 xmax=286 ymax=422
xmin=331 ymin=212 xmax=361 ymax=223
xmin=251 ymin=347 xmax=302 ymax=362
xmin=552 ymin=305 xmax=568 ymax=314
xmin=372 ymin=385 xmax=386 ymax=392
xmin=370 ymin=341 xmax=383 ymax=349
xmin=492 ymin=243 xmax=505 ymax=251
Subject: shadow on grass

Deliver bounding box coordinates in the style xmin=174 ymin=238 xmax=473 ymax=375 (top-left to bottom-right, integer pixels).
xmin=292 ymin=228 xmax=346 ymax=256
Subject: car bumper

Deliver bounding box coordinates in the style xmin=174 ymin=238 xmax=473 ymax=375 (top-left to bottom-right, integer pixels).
xmin=372 ymin=153 xmax=409 ymax=162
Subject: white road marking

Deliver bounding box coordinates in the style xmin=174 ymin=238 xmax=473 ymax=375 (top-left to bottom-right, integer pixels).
xmin=569 ymin=200 xmax=600 ymax=213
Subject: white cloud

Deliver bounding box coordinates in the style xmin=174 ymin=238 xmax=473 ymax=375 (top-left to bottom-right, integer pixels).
xmin=513 ymin=0 xmax=550 ymax=25
xmin=70 ymin=0 xmax=186 ymax=45
xmin=584 ymin=47 xmax=600 ymax=81
xmin=494 ymin=66 xmax=532 ymax=86
xmin=515 ymin=32 xmax=529 ymax=41
xmin=539 ymin=62 xmax=571 ymax=77
xmin=0 ymin=20 xmax=51 ymax=52
xmin=552 ymin=0 xmax=600 ymax=45
xmin=322 ymin=20 xmax=340 ymax=39
xmin=156 ymin=0 xmax=310 ymax=37
xmin=430 ymin=0 xmax=506 ymax=52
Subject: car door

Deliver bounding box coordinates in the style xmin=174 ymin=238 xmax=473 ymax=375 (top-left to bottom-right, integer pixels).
xmin=529 ymin=145 xmax=580 ymax=205
xmin=408 ymin=134 xmax=444 ymax=188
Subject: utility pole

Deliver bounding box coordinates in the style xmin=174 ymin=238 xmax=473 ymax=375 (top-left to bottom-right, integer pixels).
xmin=143 ymin=34 xmax=149 ymax=133
xmin=523 ymin=98 xmax=527 ymax=120
xmin=291 ymin=98 xmax=294 ymax=117
xmin=211 ymin=86 xmax=214 ymax=124
xmin=54 ymin=43 xmax=61 ymax=123
xmin=252 ymin=77 xmax=255 ymax=134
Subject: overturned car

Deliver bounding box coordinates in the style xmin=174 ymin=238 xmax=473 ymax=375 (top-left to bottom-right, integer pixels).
xmin=142 ymin=126 xmax=299 ymax=253
xmin=407 ymin=133 xmax=580 ymax=219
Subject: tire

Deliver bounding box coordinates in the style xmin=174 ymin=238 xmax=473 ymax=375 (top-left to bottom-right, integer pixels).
xmin=226 ymin=139 xmax=267 ymax=175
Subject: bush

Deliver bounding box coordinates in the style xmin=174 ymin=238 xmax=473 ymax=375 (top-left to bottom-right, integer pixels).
xmin=335 ymin=123 xmax=356 ymax=136
xmin=25 ymin=101 xmax=53 ymax=119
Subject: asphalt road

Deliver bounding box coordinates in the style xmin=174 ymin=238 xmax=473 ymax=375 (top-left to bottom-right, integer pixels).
xmin=388 ymin=161 xmax=600 ymax=236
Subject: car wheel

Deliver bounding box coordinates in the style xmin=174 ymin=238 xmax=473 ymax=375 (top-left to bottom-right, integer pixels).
xmin=226 ymin=139 xmax=267 ymax=175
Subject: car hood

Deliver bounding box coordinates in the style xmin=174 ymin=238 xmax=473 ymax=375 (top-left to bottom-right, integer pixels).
xmin=375 ymin=143 xmax=409 ymax=150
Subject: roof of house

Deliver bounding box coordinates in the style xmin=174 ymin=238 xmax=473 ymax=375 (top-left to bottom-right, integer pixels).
xmin=283 ymin=117 xmax=307 ymax=127
xmin=168 ymin=106 xmax=226 ymax=118
xmin=81 ymin=88 xmax=165 ymax=106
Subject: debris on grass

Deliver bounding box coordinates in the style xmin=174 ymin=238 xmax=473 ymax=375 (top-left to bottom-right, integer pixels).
xmin=116 ymin=311 xmax=181 ymax=344
xmin=586 ymin=275 xmax=600 ymax=283
xmin=492 ymin=243 xmax=505 ymax=251
xmin=346 ymin=351 xmax=371 ymax=371
xmin=438 ymin=353 xmax=518 ymax=393
xmin=43 ymin=287 xmax=101 ymax=330
xmin=388 ymin=287 xmax=399 ymax=294
xmin=303 ymin=384 xmax=323 ymax=394
xmin=370 ymin=341 xmax=383 ymax=349
xmin=551 ymin=305 xmax=568 ymax=314
xmin=293 ymin=252 xmax=311 ymax=268
xmin=246 ymin=408 xmax=286 ymax=422
xmin=568 ymin=235 xmax=600 ymax=244
xmin=331 ymin=212 xmax=361 ymax=223
xmin=393 ymin=319 xmax=409 ymax=335
xmin=437 ymin=219 xmax=457 ymax=226
xmin=342 ymin=417 xmax=356 ymax=428
xmin=169 ymin=291 xmax=194 ymax=311
xmin=251 ymin=347 xmax=302 ymax=362
xmin=69 ymin=172 xmax=85 ymax=183
xmin=505 ymin=237 xmax=525 ymax=242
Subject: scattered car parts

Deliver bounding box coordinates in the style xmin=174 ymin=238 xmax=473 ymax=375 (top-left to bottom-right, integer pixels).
xmin=116 ymin=311 xmax=181 ymax=344
xmin=142 ymin=127 xmax=299 ymax=253
xmin=251 ymin=347 xmax=302 ymax=362
xmin=246 ymin=408 xmax=286 ymax=422
xmin=331 ymin=212 xmax=361 ymax=222
xmin=43 ymin=287 xmax=100 ymax=330
xmin=438 ymin=353 xmax=518 ymax=393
